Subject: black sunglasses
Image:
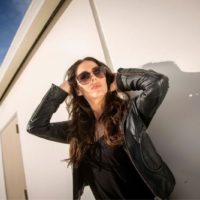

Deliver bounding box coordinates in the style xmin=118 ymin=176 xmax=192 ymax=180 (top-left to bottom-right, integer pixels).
xmin=76 ymin=65 xmax=106 ymax=85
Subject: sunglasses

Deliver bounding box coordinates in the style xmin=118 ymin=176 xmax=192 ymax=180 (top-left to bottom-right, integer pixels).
xmin=76 ymin=65 xmax=106 ymax=85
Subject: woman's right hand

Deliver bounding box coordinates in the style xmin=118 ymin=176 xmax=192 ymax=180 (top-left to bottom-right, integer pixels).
xmin=60 ymin=80 xmax=71 ymax=94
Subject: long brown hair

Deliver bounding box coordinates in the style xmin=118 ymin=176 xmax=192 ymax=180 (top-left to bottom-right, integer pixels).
xmin=65 ymin=57 xmax=129 ymax=167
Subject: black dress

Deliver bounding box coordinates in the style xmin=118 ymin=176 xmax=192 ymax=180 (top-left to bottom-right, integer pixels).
xmin=80 ymin=136 xmax=155 ymax=200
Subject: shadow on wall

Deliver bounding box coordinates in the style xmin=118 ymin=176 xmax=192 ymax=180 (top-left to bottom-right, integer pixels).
xmin=141 ymin=61 xmax=200 ymax=199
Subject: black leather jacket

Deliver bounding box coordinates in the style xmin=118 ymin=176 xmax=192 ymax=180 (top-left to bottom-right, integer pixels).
xmin=27 ymin=68 xmax=175 ymax=199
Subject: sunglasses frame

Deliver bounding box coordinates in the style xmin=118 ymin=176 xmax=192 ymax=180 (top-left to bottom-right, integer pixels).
xmin=76 ymin=65 xmax=106 ymax=85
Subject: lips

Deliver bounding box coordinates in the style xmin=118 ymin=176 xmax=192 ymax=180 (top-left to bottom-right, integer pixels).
xmin=91 ymin=84 xmax=101 ymax=90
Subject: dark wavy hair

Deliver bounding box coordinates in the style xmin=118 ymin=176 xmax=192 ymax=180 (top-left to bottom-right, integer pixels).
xmin=65 ymin=57 xmax=129 ymax=167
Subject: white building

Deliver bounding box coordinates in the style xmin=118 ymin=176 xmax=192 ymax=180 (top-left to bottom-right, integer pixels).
xmin=0 ymin=0 xmax=200 ymax=199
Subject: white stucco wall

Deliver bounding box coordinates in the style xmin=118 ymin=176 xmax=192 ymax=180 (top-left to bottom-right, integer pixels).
xmin=94 ymin=0 xmax=200 ymax=198
xmin=0 ymin=0 xmax=200 ymax=199
xmin=0 ymin=0 xmax=103 ymax=199
xmin=0 ymin=146 xmax=6 ymax=200
xmin=94 ymin=0 xmax=200 ymax=72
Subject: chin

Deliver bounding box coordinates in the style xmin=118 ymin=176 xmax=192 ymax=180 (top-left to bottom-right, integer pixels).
xmin=92 ymin=93 xmax=106 ymax=99
xmin=90 ymin=90 xmax=107 ymax=99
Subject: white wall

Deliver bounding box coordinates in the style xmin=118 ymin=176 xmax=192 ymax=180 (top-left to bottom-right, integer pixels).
xmin=95 ymin=0 xmax=200 ymax=72
xmin=0 ymin=0 xmax=103 ymax=199
xmin=0 ymin=0 xmax=200 ymax=199
xmin=0 ymin=146 xmax=6 ymax=200
xmin=94 ymin=0 xmax=200 ymax=198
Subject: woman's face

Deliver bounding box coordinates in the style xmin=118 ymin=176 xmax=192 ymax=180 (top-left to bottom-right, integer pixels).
xmin=76 ymin=60 xmax=108 ymax=101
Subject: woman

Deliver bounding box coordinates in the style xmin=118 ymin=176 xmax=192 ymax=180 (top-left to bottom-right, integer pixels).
xmin=27 ymin=57 xmax=175 ymax=200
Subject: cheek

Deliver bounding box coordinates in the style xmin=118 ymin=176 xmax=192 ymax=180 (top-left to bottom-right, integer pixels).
xmin=102 ymin=78 xmax=108 ymax=91
xmin=77 ymin=85 xmax=90 ymax=96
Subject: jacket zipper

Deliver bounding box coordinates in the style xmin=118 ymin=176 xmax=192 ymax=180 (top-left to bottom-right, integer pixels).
xmin=120 ymin=110 xmax=158 ymax=198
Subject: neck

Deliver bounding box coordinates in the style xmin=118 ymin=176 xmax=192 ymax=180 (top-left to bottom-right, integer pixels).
xmin=87 ymin=97 xmax=105 ymax=120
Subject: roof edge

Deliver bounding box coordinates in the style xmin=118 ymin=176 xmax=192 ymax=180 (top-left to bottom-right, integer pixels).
xmin=0 ymin=0 xmax=64 ymax=101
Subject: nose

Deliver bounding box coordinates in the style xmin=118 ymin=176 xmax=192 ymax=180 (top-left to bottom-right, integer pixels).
xmin=90 ymin=72 xmax=97 ymax=82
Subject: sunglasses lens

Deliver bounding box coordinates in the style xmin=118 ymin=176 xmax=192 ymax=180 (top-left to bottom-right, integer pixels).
xmin=93 ymin=66 xmax=105 ymax=78
xmin=77 ymin=72 xmax=91 ymax=84
xmin=77 ymin=66 xmax=106 ymax=85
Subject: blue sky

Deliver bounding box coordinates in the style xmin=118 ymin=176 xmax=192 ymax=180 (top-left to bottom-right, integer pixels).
xmin=0 ymin=0 xmax=31 ymax=66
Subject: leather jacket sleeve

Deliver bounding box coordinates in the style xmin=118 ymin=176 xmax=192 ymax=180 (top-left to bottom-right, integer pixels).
xmin=26 ymin=84 xmax=71 ymax=143
xmin=116 ymin=68 xmax=169 ymax=127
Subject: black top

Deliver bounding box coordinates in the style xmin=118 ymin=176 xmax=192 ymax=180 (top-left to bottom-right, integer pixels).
xmin=80 ymin=137 xmax=154 ymax=200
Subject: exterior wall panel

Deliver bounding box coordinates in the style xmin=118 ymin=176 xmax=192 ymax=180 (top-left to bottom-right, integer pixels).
xmin=94 ymin=0 xmax=200 ymax=198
